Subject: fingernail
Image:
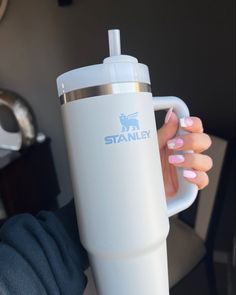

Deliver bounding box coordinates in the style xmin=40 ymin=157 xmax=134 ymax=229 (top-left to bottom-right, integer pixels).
xmin=167 ymin=138 xmax=184 ymax=149
xmin=180 ymin=117 xmax=193 ymax=127
xmin=165 ymin=107 xmax=173 ymax=124
xmin=168 ymin=155 xmax=185 ymax=164
xmin=183 ymin=170 xmax=197 ymax=179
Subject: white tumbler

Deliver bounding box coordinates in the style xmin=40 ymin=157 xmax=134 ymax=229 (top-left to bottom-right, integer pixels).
xmin=56 ymin=29 xmax=198 ymax=295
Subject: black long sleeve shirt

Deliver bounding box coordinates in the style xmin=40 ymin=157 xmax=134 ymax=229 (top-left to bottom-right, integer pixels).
xmin=0 ymin=201 xmax=89 ymax=295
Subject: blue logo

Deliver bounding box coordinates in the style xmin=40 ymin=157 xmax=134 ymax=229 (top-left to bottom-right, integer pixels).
xmin=104 ymin=112 xmax=151 ymax=145
xmin=120 ymin=112 xmax=140 ymax=132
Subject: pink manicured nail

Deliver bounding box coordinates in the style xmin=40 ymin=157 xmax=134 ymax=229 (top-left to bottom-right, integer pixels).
xmin=183 ymin=170 xmax=197 ymax=179
xmin=168 ymin=155 xmax=185 ymax=164
xmin=180 ymin=117 xmax=193 ymax=127
xmin=165 ymin=107 xmax=173 ymax=124
xmin=167 ymin=138 xmax=184 ymax=149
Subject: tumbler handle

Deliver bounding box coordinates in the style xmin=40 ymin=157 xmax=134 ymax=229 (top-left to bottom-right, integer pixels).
xmin=153 ymin=96 xmax=198 ymax=217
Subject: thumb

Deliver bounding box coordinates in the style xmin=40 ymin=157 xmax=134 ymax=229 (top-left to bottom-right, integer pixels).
xmin=157 ymin=108 xmax=179 ymax=149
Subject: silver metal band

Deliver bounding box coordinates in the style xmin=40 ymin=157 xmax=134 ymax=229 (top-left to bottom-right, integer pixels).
xmin=60 ymin=82 xmax=151 ymax=105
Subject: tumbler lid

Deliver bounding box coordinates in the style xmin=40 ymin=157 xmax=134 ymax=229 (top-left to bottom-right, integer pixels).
xmin=57 ymin=29 xmax=150 ymax=98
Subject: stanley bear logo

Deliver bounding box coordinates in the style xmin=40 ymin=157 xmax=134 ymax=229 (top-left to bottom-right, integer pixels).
xmin=104 ymin=112 xmax=150 ymax=145
xmin=119 ymin=112 xmax=140 ymax=132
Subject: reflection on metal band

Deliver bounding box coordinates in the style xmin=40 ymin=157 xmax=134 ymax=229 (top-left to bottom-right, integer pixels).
xmin=60 ymin=82 xmax=151 ymax=105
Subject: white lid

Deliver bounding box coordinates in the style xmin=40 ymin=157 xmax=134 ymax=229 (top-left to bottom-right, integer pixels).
xmin=57 ymin=29 xmax=150 ymax=97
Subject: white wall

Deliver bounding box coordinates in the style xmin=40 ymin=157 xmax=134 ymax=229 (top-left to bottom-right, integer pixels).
xmin=0 ymin=0 xmax=234 ymax=206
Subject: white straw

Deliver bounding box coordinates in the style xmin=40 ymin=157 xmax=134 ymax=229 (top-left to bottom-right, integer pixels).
xmin=108 ymin=29 xmax=121 ymax=56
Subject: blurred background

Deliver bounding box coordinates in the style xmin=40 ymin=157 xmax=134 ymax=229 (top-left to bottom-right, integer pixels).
xmin=0 ymin=0 xmax=235 ymax=294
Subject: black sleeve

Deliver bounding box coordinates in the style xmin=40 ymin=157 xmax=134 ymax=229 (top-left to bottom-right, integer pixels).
xmin=0 ymin=201 xmax=89 ymax=295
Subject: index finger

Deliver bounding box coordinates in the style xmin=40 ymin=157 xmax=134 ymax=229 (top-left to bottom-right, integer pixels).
xmin=179 ymin=116 xmax=204 ymax=133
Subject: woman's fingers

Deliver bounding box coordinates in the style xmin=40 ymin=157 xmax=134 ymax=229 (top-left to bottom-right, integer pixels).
xmin=167 ymin=133 xmax=212 ymax=153
xmin=182 ymin=170 xmax=209 ymax=190
xmin=168 ymin=153 xmax=213 ymax=172
xmin=164 ymin=116 xmax=212 ymax=190
xmin=179 ymin=116 xmax=204 ymax=133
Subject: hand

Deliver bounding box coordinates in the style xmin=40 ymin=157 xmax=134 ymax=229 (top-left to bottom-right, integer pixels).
xmin=157 ymin=108 xmax=213 ymax=197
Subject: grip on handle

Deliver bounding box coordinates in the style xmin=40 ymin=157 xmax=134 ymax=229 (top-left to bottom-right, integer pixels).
xmin=153 ymin=96 xmax=198 ymax=217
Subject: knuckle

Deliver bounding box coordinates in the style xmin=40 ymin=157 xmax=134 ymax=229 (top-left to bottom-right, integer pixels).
xmin=192 ymin=117 xmax=204 ymax=132
xmin=199 ymin=173 xmax=209 ymax=189
xmin=196 ymin=117 xmax=203 ymax=130
xmin=204 ymin=134 xmax=212 ymax=149
xmin=207 ymin=156 xmax=213 ymax=170
xmin=192 ymin=116 xmax=201 ymax=123
xmin=189 ymin=154 xmax=213 ymax=171
xmin=205 ymin=174 xmax=209 ymax=186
